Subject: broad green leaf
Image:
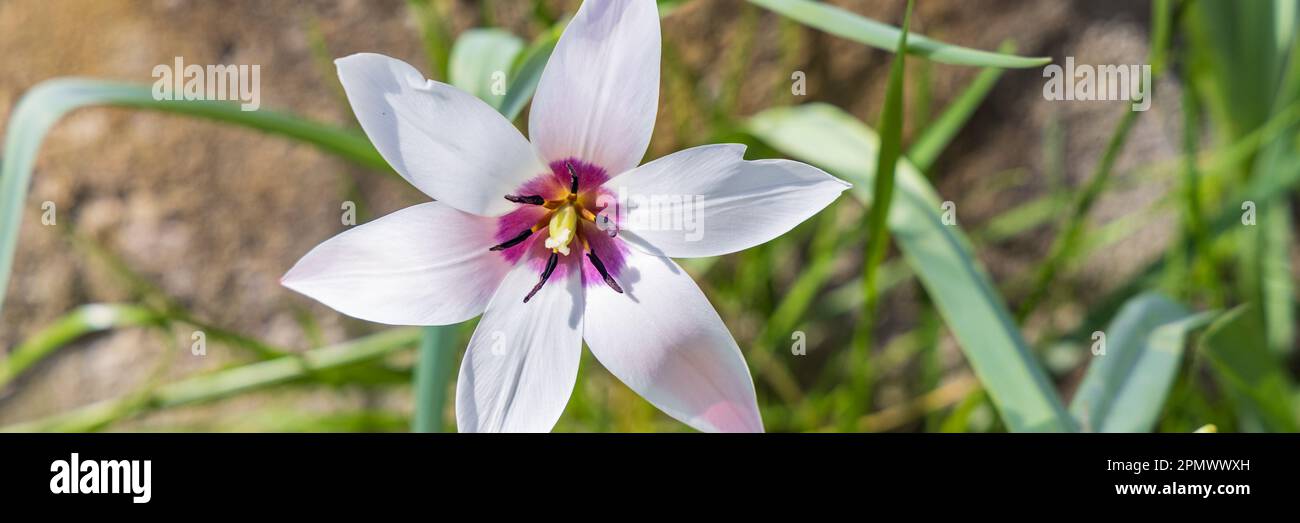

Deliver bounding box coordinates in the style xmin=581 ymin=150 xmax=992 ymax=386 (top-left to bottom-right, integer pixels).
xmin=406 ymin=0 xmax=454 ymax=80
xmin=500 ymin=23 xmax=564 ymax=121
xmin=1185 ymin=0 xmax=1290 ymax=138
xmin=748 ymin=0 xmax=1050 ymax=68
xmin=412 ymin=325 xmax=462 ymax=433
xmin=449 ymin=28 xmax=525 ymax=110
xmin=1241 ymin=198 xmax=1296 ymax=356
xmin=0 ymin=79 xmax=388 ymax=317
xmin=748 ymin=103 xmax=1074 ymax=432
xmin=1069 ymin=293 xmax=1212 ymax=433
xmin=1198 ymin=305 xmax=1298 ymax=432
xmin=1184 ymin=6 xmax=1298 ymax=354
xmin=1240 ymin=24 xmax=1300 ymax=355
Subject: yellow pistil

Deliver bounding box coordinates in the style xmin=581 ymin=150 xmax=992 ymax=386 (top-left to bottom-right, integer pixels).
xmin=544 ymin=203 xmax=578 ymax=255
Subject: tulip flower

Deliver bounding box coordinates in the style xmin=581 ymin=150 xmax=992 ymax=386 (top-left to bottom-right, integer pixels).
xmin=283 ymin=0 xmax=848 ymax=432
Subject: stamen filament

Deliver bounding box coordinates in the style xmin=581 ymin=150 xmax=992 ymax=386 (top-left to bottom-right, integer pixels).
xmin=504 ymin=194 xmax=545 ymax=206
xmin=489 ymin=227 xmax=535 ymax=251
xmin=566 ymin=162 xmax=579 ymax=194
xmin=523 ymin=251 xmax=560 ymax=303
xmin=585 ymin=248 xmax=624 ymax=294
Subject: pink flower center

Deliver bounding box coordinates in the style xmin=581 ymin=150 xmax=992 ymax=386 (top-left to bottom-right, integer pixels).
xmin=490 ymin=159 xmax=628 ymax=302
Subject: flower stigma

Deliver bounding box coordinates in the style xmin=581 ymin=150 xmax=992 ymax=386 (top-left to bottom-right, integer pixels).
xmin=544 ymin=203 xmax=578 ymax=256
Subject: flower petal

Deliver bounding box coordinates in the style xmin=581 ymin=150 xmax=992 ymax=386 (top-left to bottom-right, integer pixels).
xmin=281 ymin=202 xmax=510 ymax=326
xmin=583 ymin=248 xmax=763 ymax=433
xmin=456 ymin=248 xmax=584 ymax=432
xmin=337 ymin=53 xmax=544 ymax=216
xmin=608 ymin=144 xmax=849 ymax=258
xmin=529 ymin=0 xmax=660 ymax=174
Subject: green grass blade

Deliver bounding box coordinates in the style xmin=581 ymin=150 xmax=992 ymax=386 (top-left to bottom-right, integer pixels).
xmin=856 ymin=0 xmax=912 ymax=362
xmin=448 ymin=28 xmax=525 ymax=111
xmin=1068 ymin=293 xmax=1213 ymax=433
xmin=1150 ymin=0 xmax=1174 ymax=75
xmin=748 ymin=0 xmax=1050 ymax=68
xmin=0 ymin=79 xmax=388 ymax=318
xmin=756 ymin=42 xmax=1009 ymax=367
xmin=412 ymin=326 xmax=461 ymax=433
xmin=1177 ymin=67 xmax=1220 ymax=304
xmin=1198 ymin=305 xmax=1298 ymax=432
xmin=1258 ymin=200 xmax=1295 ymax=355
xmin=406 ymin=0 xmax=454 ymax=80
xmin=1017 ymin=108 xmax=1138 ymax=321
xmin=748 ymin=103 xmax=1074 ymax=432
xmin=907 ymin=42 xmax=1013 ymax=172
xmin=2 ymin=327 xmax=422 ymax=432
xmin=0 ymin=304 xmax=162 ymax=388
xmin=1017 ymin=0 xmax=1175 ymax=320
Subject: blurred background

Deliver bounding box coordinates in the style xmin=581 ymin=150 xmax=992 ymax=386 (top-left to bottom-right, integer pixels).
xmin=0 ymin=0 xmax=1295 ymax=432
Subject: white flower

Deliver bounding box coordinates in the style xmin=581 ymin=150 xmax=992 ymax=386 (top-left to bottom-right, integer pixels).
xmin=282 ymin=0 xmax=849 ymax=432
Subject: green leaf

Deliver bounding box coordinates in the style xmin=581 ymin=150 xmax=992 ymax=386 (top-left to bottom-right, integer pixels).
xmin=0 ymin=79 xmax=389 ymax=317
xmin=2 ymin=327 xmax=422 ymax=432
xmin=412 ymin=325 xmax=461 ymax=433
xmin=657 ymin=0 xmax=688 ymax=17
xmin=1068 ymin=293 xmax=1212 ymax=433
xmin=1240 ymin=24 xmax=1300 ymax=355
xmin=1186 ymin=0 xmax=1291 ymax=138
xmin=1241 ymin=199 xmax=1296 ymax=356
xmin=1018 ymin=107 xmax=1139 ymax=321
xmin=747 ymin=0 xmax=1050 ymax=68
xmin=907 ymin=42 xmax=1013 ymax=172
xmin=0 ymin=304 xmax=162 ymax=388
xmin=747 ymin=103 xmax=1074 ymax=432
xmin=1261 ymin=212 xmax=1295 ymax=357
xmin=406 ymin=0 xmax=454 ymax=80
xmin=856 ymin=0 xmax=912 ymax=355
xmin=757 ymin=46 xmax=1008 ymax=363
xmin=1198 ymin=305 xmax=1297 ymax=432
xmin=1182 ymin=1 xmax=1300 ymax=362
xmin=449 ymin=28 xmax=525 ymax=111
xmin=500 ymin=23 xmax=564 ymax=121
